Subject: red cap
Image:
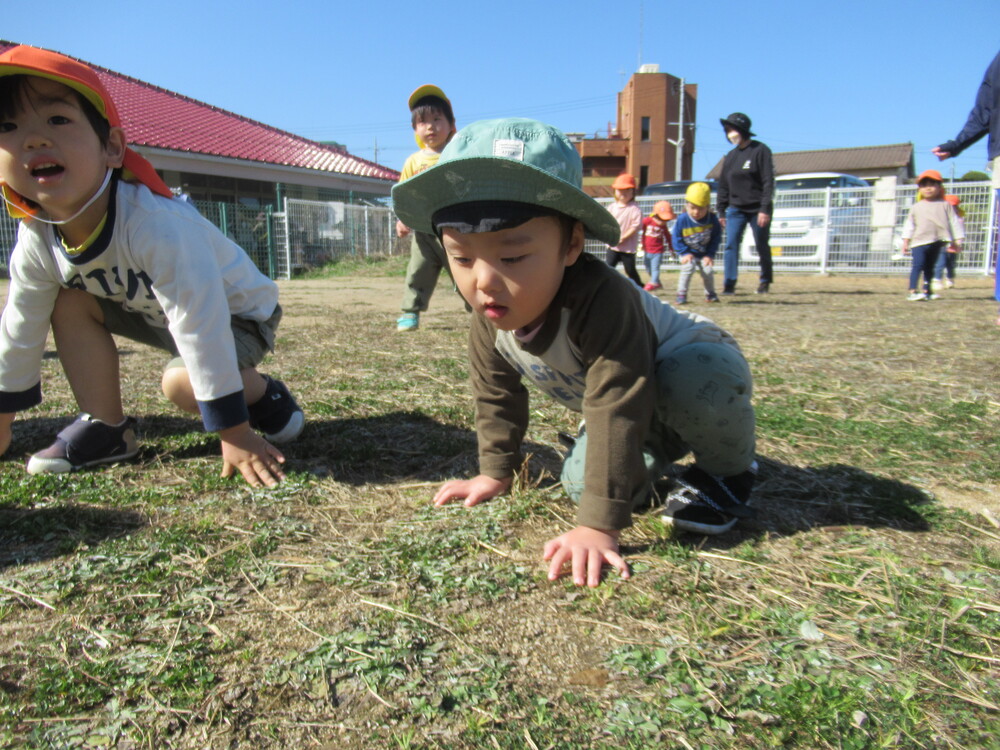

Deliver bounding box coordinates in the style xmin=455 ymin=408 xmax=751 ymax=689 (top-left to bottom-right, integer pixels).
xmin=0 ymin=45 xmax=173 ymax=219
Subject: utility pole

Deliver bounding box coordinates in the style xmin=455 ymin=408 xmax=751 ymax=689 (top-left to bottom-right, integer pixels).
xmin=666 ymin=78 xmax=686 ymax=180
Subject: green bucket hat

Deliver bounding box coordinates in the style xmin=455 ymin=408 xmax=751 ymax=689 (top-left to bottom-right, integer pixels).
xmin=391 ymin=118 xmax=621 ymax=246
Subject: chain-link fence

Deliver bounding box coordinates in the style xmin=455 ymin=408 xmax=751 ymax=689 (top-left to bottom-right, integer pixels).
xmin=1 ymin=183 xmax=997 ymax=281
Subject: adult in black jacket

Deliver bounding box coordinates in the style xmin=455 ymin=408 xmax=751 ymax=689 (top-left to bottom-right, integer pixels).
xmin=716 ymin=113 xmax=775 ymax=294
xmin=931 ymin=50 xmax=1000 ymax=325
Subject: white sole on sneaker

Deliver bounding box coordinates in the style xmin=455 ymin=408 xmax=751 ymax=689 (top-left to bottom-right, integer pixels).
xmin=662 ymin=512 xmax=738 ymax=535
xmin=264 ymin=410 xmax=305 ymax=444
xmin=26 ymin=438 xmax=139 ymax=474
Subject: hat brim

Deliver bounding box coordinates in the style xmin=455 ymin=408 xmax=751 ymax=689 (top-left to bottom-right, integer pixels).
xmin=719 ymin=118 xmax=755 ymax=138
xmin=392 ymin=156 xmax=621 ymax=246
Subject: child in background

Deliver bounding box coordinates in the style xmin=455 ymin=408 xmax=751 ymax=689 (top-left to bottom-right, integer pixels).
xmin=901 ymin=170 xmax=964 ymax=301
xmin=0 ymin=46 xmax=303 ymax=486
xmin=395 ymin=85 xmax=458 ymax=331
xmin=932 ymin=194 xmax=964 ymax=291
xmin=672 ymin=182 xmax=722 ymax=305
xmin=640 ymin=200 xmax=675 ymax=291
xmin=604 ymin=173 xmax=643 ymax=287
xmin=392 ymin=118 xmax=758 ymax=588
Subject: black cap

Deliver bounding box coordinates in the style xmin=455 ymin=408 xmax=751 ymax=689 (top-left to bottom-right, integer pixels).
xmin=720 ymin=112 xmax=755 ymax=138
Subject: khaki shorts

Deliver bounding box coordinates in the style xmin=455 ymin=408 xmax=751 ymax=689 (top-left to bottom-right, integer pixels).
xmin=95 ymin=298 xmax=281 ymax=371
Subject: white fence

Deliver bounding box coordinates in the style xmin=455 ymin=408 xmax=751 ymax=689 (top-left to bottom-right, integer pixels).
xmin=590 ymin=181 xmax=998 ymax=276
xmin=0 ymin=184 xmax=996 ymax=280
xmin=270 ymin=199 xmax=403 ymax=279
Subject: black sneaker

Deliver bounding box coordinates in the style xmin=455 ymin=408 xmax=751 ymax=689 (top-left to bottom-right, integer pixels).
xmin=722 ymin=281 xmax=736 ymax=295
xmin=661 ymin=462 xmax=758 ymax=534
xmin=27 ymin=413 xmax=139 ymax=474
xmin=756 ymin=281 xmax=770 ymax=294
xmin=248 ymin=376 xmax=305 ymax=443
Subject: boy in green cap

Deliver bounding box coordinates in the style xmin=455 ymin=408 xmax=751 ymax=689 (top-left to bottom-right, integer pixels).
xmin=392 ymin=118 xmax=758 ymax=587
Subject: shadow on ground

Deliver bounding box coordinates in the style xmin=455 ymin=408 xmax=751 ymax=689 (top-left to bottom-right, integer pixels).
xmin=0 ymin=504 xmax=148 ymax=570
xmin=624 ymin=455 xmax=937 ymax=557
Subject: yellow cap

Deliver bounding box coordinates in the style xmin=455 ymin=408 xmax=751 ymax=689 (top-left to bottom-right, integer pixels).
xmin=408 ymin=84 xmax=450 ymax=110
xmin=685 ymin=182 xmax=711 ymax=207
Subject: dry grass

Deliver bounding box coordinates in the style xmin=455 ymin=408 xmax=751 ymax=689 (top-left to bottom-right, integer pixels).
xmin=0 ymin=269 xmax=997 ymax=748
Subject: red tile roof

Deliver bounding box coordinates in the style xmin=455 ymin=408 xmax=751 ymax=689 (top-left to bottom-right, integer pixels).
xmin=0 ymin=41 xmax=399 ymax=182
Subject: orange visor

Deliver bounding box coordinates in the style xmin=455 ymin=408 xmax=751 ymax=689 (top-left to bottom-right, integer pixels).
xmin=0 ymin=45 xmax=173 ymax=219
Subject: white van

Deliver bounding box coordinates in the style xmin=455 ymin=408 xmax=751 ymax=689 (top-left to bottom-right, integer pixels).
xmin=740 ymin=172 xmax=871 ymax=266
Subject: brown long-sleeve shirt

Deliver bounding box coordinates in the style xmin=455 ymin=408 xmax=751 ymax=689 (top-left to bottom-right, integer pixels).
xmin=467 ymin=253 xmax=737 ymax=531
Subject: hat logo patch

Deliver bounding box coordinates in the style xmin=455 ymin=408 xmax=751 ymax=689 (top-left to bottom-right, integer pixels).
xmin=536 ymin=188 xmax=564 ymax=203
xmin=493 ymin=139 xmax=525 ymax=161
xmin=444 ymin=171 xmax=472 ymax=199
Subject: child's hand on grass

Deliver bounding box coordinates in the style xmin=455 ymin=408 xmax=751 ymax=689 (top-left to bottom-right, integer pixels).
xmin=219 ymin=423 xmax=286 ymax=487
xmin=543 ymin=525 xmax=630 ymax=587
xmin=433 ymin=474 xmax=511 ymax=508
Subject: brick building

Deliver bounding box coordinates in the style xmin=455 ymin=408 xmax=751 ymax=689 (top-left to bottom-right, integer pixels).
xmin=571 ymin=64 xmax=697 ymax=197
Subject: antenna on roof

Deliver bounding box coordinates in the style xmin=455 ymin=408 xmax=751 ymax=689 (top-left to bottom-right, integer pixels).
xmin=637 ymin=0 xmax=644 ymax=71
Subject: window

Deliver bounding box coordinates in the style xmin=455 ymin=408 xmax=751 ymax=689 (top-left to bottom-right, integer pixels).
xmin=641 ymin=116 xmax=651 ymax=142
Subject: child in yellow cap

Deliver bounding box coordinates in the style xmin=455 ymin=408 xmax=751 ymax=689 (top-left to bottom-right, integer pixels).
xmin=0 ymin=46 xmax=303 ymax=486
xmin=394 ymin=84 xmax=458 ymax=331
xmin=672 ymin=182 xmax=722 ymax=304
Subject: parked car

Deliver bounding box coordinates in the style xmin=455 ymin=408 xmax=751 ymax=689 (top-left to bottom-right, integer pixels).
xmin=740 ymin=172 xmax=872 ymax=267
xmin=643 ymin=179 xmax=718 ymax=198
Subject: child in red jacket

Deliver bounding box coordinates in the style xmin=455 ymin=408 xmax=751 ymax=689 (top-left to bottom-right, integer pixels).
xmin=640 ymin=201 xmax=675 ymax=291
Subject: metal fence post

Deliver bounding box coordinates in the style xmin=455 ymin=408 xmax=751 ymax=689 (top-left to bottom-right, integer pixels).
xmin=265 ymin=205 xmax=276 ymax=279
xmin=364 ymin=205 xmax=370 ymax=257
xmin=819 ymin=187 xmax=831 ymax=274
xmin=985 ymin=188 xmax=998 ymax=277
xmin=282 ymin=197 xmax=292 ymax=280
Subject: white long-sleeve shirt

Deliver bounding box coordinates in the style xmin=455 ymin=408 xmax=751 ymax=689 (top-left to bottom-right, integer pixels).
xmin=0 ymin=179 xmax=279 ymax=430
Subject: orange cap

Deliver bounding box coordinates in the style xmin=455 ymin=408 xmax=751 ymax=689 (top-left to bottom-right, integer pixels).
xmin=0 ymin=45 xmax=173 ymax=219
xmin=916 ymin=169 xmax=944 ymax=183
xmin=652 ymin=201 xmax=675 ymax=220
xmin=612 ymin=173 xmax=636 ymax=190
xmin=945 ymin=194 xmax=960 ymax=206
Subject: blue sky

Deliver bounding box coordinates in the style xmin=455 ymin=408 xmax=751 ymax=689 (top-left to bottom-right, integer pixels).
xmin=5 ymin=0 xmax=1000 ymax=182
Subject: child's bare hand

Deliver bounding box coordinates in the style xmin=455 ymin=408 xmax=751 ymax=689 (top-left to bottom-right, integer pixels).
xmin=433 ymin=474 xmax=511 ymax=508
xmin=703 ymin=257 xmax=714 ymax=267
xmin=396 ymin=220 xmax=411 ymax=238
xmin=219 ymin=424 xmax=286 ymax=487
xmin=680 ymin=254 xmax=693 ymax=265
xmin=542 ymin=525 xmax=630 ymax=587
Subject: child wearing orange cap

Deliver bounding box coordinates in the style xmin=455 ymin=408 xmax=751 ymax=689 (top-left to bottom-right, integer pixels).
xmin=0 ymin=46 xmax=303 ymax=486
xmin=932 ymin=194 xmax=965 ymax=291
xmin=604 ymin=173 xmax=643 ymax=287
xmin=639 ymin=200 xmax=675 ymax=291
xmin=394 ymin=84 xmax=458 ymax=332
xmin=901 ymin=170 xmax=964 ymax=301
